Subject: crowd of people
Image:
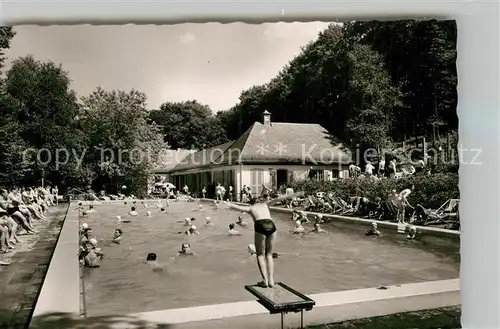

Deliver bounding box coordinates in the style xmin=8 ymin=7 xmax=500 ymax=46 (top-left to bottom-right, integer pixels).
xmin=0 ymin=185 xmax=59 ymax=266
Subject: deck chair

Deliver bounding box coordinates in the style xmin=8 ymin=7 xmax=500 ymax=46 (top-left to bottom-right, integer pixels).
xmin=436 ymin=199 xmax=459 ymax=215
xmin=326 ymin=194 xmax=344 ymax=214
xmin=316 ymin=192 xmax=326 ymax=199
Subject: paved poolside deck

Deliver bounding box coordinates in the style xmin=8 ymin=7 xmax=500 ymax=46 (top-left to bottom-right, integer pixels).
xmin=0 ymin=205 xmax=68 ymax=329
xmin=309 ymin=306 xmax=461 ymax=329
xmin=26 ymin=306 xmax=461 ymax=328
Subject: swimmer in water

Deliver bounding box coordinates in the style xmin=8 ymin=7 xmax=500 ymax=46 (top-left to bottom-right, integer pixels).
xmin=293 ymin=222 xmax=306 ymax=234
xmin=407 ymin=226 xmax=417 ymax=240
xmin=205 ymin=217 xmax=212 ymax=226
xmin=311 ymin=222 xmax=326 ymax=233
xmin=184 ymin=217 xmax=193 ymax=226
xmin=197 ymin=204 xmax=203 ymax=211
xmin=146 ymin=211 xmax=152 ymax=217
xmin=160 ymin=207 xmax=166 ymax=213
xmin=177 ymin=243 xmax=195 ymax=256
xmin=236 ymin=215 xmax=248 ymax=227
xmin=82 ymin=238 xmax=104 ymax=268
xmin=129 ymin=207 xmax=139 ymax=216
xmin=247 ymin=244 xmax=279 ymax=259
xmin=87 ymin=205 xmax=95 ymax=213
xmin=366 ymin=222 xmax=381 ymax=236
xmin=228 ymin=194 xmax=277 ymax=288
xmin=185 ymin=225 xmax=199 ymax=235
xmin=112 ymin=228 xmax=123 ymax=244
xmin=145 ymin=253 xmax=163 ymax=271
xmin=314 ymin=214 xmax=324 ymax=224
xmin=228 ymin=223 xmax=241 ymax=236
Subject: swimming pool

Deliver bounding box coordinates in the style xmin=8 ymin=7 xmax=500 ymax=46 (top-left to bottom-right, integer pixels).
xmin=81 ymin=200 xmax=459 ymax=316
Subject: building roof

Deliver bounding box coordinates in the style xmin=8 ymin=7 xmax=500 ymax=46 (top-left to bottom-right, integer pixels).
xmin=216 ymin=122 xmax=350 ymax=165
xmin=169 ymin=141 xmax=234 ymax=172
xmin=167 ymin=120 xmax=351 ymax=174
xmin=149 ymin=149 xmax=196 ymax=173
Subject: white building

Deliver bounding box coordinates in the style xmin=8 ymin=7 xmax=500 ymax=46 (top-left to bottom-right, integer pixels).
xmin=166 ymin=111 xmax=351 ymax=200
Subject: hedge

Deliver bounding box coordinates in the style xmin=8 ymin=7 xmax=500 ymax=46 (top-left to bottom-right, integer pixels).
xmin=289 ymin=173 xmax=459 ymax=210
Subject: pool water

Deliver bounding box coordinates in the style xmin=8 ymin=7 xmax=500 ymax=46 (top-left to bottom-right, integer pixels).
xmin=81 ymin=200 xmax=460 ymax=316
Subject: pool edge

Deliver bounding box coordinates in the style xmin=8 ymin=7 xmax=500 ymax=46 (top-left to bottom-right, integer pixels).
xmin=200 ymin=198 xmax=460 ymax=240
xmin=30 ymin=202 xmax=80 ymax=322
xmin=129 ymin=279 xmax=460 ymax=328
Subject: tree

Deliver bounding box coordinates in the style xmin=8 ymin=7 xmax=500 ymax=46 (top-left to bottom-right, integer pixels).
xmin=0 ymin=27 xmax=15 ymax=72
xmin=343 ymin=43 xmax=403 ymax=150
xmin=80 ymin=88 xmax=168 ymax=195
xmin=3 ymin=55 xmax=84 ymax=189
xmin=342 ymin=20 xmax=457 ymax=140
xmin=149 ymin=100 xmax=228 ymax=150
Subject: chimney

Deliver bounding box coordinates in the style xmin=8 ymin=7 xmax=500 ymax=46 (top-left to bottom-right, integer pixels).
xmin=262 ymin=110 xmax=271 ymax=126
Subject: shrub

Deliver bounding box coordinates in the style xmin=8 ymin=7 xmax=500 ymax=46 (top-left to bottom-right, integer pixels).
xmin=290 ymin=173 xmax=459 ymax=209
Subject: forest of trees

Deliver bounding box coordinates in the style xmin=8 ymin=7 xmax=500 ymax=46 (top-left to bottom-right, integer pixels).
xmin=0 ymin=20 xmax=457 ymax=194
xmin=151 ymin=20 xmax=457 ymax=153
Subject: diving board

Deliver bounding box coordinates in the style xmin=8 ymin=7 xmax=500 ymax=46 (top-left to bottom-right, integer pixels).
xmin=245 ymin=282 xmax=315 ymax=329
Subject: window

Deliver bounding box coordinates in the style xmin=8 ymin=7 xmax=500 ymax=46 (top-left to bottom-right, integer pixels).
xmin=250 ymin=169 xmax=264 ymax=196
xmin=308 ymin=170 xmax=324 ymax=182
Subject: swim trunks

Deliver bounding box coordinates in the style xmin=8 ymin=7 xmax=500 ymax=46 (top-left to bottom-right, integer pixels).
xmin=6 ymin=206 xmax=19 ymax=215
xmin=254 ymin=219 xmax=276 ymax=237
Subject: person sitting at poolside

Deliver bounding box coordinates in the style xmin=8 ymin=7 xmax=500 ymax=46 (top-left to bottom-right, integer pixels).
xmin=292 ymin=222 xmax=306 ymax=234
xmin=145 ymin=253 xmax=163 ymax=271
xmin=129 ymin=207 xmax=139 ymax=216
xmin=177 ymin=243 xmax=195 ymax=256
xmin=0 ymin=203 xmax=34 ymax=236
xmin=228 ymin=223 xmax=241 ymax=236
xmin=0 ymin=217 xmax=14 ymax=254
xmin=1 ymin=190 xmax=37 ymax=233
xmin=311 ymin=222 xmax=326 ymax=233
xmin=407 ymin=226 xmax=417 ymax=240
xmin=366 ymin=222 xmax=381 ymax=236
xmin=236 ymin=215 xmax=248 ymax=227
xmin=228 ymin=194 xmax=277 ymax=288
xmin=112 ymin=229 xmax=123 ymax=244
xmin=87 ymin=205 xmax=96 ymax=213
xmin=83 ymin=238 xmax=104 ymax=268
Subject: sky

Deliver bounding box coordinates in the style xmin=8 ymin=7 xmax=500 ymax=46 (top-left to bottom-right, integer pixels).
xmin=5 ymin=22 xmax=331 ymax=112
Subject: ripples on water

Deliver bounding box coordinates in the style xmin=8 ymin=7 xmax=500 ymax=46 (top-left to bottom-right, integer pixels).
xmin=82 ymin=201 xmax=460 ymax=316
